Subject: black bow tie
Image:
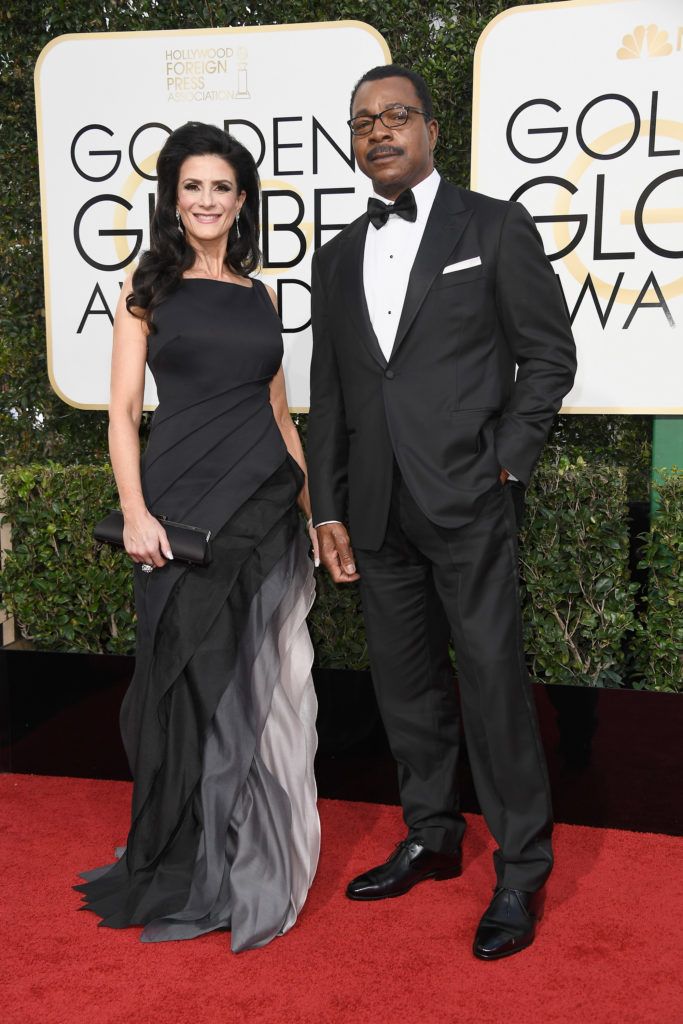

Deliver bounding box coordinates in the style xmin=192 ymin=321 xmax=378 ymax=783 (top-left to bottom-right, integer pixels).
xmin=367 ymin=189 xmax=418 ymax=229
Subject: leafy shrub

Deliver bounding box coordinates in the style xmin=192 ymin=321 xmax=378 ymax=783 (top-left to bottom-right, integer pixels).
xmin=632 ymin=469 xmax=683 ymax=693
xmin=307 ymin=570 xmax=368 ymax=671
xmin=547 ymin=415 xmax=651 ymax=503
xmin=0 ymin=465 xmax=135 ymax=654
xmin=1 ymin=461 xmax=656 ymax=690
xmin=520 ymin=455 xmax=638 ymax=687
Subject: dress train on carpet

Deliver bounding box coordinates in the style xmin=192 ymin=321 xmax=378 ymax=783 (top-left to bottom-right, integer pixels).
xmin=77 ymin=462 xmax=319 ymax=952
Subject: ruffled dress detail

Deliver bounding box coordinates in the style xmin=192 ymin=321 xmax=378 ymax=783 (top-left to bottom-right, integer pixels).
xmin=77 ymin=279 xmax=319 ymax=951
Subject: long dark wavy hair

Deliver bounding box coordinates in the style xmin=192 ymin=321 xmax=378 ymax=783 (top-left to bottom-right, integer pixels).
xmin=127 ymin=122 xmax=261 ymax=329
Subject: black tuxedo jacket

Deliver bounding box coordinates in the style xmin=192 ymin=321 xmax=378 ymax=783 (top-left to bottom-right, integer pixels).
xmin=307 ymin=179 xmax=577 ymax=551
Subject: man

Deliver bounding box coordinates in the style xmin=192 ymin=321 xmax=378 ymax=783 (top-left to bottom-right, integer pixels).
xmin=307 ymin=65 xmax=576 ymax=960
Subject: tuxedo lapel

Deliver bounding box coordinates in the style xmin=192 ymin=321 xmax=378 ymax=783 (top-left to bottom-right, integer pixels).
xmin=339 ymin=215 xmax=387 ymax=368
xmin=391 ymin=182 xmax=473 ymax=360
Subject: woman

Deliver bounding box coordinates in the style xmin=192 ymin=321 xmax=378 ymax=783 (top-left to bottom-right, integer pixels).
xmin=77 ymin=122 xmax=320 ymax=952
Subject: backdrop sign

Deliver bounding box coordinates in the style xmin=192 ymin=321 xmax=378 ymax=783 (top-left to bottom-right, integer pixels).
xmin=35 ymin=21 xmax=390 ymax=410
xmin=472 ymin=0 xmax=683 ymax=412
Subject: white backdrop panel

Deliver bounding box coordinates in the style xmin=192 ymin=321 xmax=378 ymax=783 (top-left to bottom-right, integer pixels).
xmin=472 ymin=0 xmax=683 ymax=412
xmin=35 ymin=22 xmax=390 ymax=410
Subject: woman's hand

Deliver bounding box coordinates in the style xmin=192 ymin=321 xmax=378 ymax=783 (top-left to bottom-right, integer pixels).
xmin=307 ymin=518 xmax=320 ymax=567
xmin=122 ymin=509 xmax=173 ymax=569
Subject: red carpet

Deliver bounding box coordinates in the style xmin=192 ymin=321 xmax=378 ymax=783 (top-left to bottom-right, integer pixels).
xmin=1 ymin=774 xmax=681 ymax=1024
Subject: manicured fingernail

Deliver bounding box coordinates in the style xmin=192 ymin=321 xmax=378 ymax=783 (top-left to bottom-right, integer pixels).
xmin=164 ymin=550 xmax=174 ymax=559
xmin=314 ymin=557 xmax=320 ymax=567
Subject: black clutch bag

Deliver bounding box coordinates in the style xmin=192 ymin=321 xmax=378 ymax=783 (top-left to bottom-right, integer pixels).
xmin=93 ymin=510 xmax=212 ymax=566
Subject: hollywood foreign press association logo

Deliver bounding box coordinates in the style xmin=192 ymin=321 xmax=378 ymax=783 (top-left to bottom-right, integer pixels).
xmin=617 ymin=24 xmax=673 ymax=59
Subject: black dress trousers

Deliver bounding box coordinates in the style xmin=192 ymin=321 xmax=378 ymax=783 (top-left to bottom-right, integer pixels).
xmin=354 ymin=467 xmax=553 ymax=893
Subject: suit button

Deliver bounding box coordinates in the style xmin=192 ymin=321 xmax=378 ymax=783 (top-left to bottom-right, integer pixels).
xmin=384 ymin=369 xmax=395 ymax=380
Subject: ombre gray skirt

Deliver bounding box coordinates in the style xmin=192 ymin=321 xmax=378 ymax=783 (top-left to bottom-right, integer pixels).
xmin=77 ymin=457 xmax=319 ymax=952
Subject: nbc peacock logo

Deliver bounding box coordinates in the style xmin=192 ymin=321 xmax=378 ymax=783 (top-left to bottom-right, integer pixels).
xmin=617 ymin=24 xmax=673 ymax=60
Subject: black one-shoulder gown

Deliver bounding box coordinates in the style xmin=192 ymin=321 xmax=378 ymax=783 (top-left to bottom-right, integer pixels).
xmin=77 ymin=279 xmax=319 ymax=952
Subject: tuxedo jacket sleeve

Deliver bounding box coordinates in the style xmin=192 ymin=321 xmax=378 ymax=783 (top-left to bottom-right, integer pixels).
xmin=309 ymin=253 xmax=349 ymax=523
xmin=493 ymin=201 xmax=576 ymax=484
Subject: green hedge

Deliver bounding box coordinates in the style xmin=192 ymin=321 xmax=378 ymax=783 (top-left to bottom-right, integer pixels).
xmin=632 ymin=469 xmax=683 ymax=693
xmin=520 ymin=456 xmax=637 ymax=687
xmin=0 ymin=465 xmax=135 ymax=654
xmin=3 ymin=460 xmax=680 ymax=691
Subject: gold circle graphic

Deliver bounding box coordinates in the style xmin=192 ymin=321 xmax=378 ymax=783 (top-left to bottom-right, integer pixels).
xmin=553 ymin=119 xmax=683 ymax=303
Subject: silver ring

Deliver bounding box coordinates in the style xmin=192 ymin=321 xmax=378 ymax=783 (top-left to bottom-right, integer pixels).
xmin=141 ymin=563 xmax=154 ymax=573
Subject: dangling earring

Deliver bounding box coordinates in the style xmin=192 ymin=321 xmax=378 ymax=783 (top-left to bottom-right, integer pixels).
xmin=235 ymin=213 xmax=241 ymax=239
xmin=175 ymin=209 xmax=183 ymax=231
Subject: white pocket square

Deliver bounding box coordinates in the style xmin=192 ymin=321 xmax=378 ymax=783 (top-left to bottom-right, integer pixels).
xmin=442 ymin=257 xmax=482 ymax=274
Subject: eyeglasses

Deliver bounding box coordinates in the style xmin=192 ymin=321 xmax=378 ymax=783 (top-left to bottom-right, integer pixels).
xmin=347 ymin=104 xmax=430 ymax=137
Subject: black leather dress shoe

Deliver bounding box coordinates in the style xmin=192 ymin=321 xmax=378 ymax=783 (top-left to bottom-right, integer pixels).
xmin=346 ymin=839 xmax=462 ymax=901
xmin=473 ymin=886 xmax=545 ymax=960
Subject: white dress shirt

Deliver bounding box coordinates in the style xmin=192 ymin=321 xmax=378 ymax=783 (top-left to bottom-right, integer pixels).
xmin=363 ymin=168 xmax=441 ymax=361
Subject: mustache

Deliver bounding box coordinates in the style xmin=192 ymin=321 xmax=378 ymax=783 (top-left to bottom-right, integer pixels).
xmin=367 ymin=145 xmax=404 ymax=161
